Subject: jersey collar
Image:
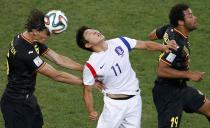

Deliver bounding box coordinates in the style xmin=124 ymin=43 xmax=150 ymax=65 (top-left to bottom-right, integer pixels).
xmin=174 ymin=28 xmax=188 ymax=39
xmin=21 ymin=33 xmax=34 ymax=45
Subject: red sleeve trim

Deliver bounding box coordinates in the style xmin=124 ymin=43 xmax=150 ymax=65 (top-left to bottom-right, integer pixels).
xmin=86 ymin=63 xmax=96 ymax=78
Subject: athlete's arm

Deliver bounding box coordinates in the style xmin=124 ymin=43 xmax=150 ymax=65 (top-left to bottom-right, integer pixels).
xmin=37 ymin=63 xmax=83 ymax=85
xmin=134 ymin=40 xmax=177 ymax=52
xmin=83 ymin=85 xmax=98 ymax=121
xmin=158 ymin=60 xmax=205 ymax=82
xmin=43 ymin=48 xmax=83 ymax=71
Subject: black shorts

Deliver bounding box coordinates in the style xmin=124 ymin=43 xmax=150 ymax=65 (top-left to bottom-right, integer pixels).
xmin=152 ymin=80 xmax=206 ymax=128
xmin=0 ymin=91 xmax=43 ymax=128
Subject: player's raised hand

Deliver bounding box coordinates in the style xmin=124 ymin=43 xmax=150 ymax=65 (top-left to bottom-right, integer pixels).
xmin=187 ymin=71 xmax=205 ymax=82
xmin=88 ymin=111 xmax=98 ymax=121
xmin=165 ymin=40 xmax=178 ymax=53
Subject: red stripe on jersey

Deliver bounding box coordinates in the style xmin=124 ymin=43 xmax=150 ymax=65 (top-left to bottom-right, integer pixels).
xmin=86 ymin=63 xmax=97 ymax=78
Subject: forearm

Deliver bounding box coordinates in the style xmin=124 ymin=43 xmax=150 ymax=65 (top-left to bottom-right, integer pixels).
xmin=83 ymin=86 xmax=95 ymax=113
xmin=57 ymin=55 xmax=83 ymax=71
xmin=144 ymin=41 xmax=166 ymax=52
xmin=158 ymin=66 xmax=189 ymax=79
xmin=54 ymin=71 xmax=83 ymax=85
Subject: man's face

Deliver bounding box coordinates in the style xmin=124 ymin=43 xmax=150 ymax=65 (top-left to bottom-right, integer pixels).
xmin=83 ymin=29 xmax=105 ymax=45
xmin=34 ymin=29 xmax=50 ymax=43
xmin=183 ymin=8 xmax=197 ymax=31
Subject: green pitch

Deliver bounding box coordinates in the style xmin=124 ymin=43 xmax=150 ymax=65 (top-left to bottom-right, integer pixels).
xmin=0 ymin=0 xmax=210 ymax=127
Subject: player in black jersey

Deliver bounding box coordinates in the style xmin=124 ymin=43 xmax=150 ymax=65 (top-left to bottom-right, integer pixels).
xmin=0 ymin=9 xmax=84 ymax=128
xmin=149 ymin=4 xmax=210 ymax=128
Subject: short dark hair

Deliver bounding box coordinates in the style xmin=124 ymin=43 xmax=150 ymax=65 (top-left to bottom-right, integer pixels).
xmin=169 ymin=3 xmax=189 ymax=27
xmin=25 ymin=9 xmax=47 ymax=32
xmin=76 ymin=26 xmax=93 ymax=52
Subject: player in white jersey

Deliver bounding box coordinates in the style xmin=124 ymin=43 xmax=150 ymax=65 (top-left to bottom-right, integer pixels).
xmin=76 ymin=26 xmax=177 ymax=128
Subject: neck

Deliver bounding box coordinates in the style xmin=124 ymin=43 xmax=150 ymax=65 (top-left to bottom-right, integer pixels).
xmin=22 ymin=31 xmax=35 ymax=43
xmin=175 ymin=26 xmax=189 ymax=37
xmin=92 ymin=41 xmax=108 ymax=53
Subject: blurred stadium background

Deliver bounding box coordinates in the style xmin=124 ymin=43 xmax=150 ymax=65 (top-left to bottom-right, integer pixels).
xmin=0 ymin=0 xmax=210 ymax=127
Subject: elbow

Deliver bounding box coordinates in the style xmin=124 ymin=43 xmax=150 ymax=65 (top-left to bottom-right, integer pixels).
xmin=157 ymin=67 xmax=165 ymax=77
xmin=148 ymin=33 xmax=153 ymax=40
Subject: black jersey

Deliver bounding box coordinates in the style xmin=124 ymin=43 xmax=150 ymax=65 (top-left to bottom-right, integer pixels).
xmin=156 ymin=26 xmax=190 ymax=83
xmin=159 ymin=26 xmax=190 ymax=71
xmin=6 ymin=34 xmax=49 ymax=93
xmin=155 ymin=24 xmax=171 ymax=40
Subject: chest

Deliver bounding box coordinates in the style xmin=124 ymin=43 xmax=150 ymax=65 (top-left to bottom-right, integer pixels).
xmin=95 ymin=45 xmax=130 ymax=79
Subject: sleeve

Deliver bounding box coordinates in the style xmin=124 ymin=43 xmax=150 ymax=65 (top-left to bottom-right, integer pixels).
xmin=37 ymin=42 xmax=49 ymax=55
xmin=83 ymin=63 xmax=96 ymax=86
xmin=118 ymin=36 xmax=137 ymax=52
xmin=20 ymin=50 xmax=46 ymax=72
xmin=156 ymin=24 xmax=170 ymax=39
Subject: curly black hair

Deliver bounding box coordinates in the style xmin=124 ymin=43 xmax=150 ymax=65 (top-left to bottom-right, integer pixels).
xmin=25 ymin=9 xmax=46 ymax=32
xmin=76 ymin=26 xmax=93 ymax=52
xmin=169 ymin=3 xmax=189 ymax=27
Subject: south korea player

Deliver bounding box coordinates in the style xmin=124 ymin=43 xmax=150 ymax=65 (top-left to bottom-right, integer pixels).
xmin=76 ymin=26 xmax=177 ymax=128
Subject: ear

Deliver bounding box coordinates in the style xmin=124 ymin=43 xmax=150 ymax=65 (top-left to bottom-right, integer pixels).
xmin=178 ymin=20 xmax=184 ymax=26
xmin=32 ymin=29 xmax=39 ymax=36
xmin=85 ymin=42 xmax=92 ymax=48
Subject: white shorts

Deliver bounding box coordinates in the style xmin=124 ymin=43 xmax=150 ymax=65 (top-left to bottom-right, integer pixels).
xmin=97 ymin=94 xmax=142 ymax=128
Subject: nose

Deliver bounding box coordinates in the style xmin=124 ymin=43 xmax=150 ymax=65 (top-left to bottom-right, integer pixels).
xmin=194 ymin=16 xmax=197 ymax=20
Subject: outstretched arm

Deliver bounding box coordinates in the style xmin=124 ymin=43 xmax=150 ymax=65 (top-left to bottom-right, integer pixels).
xmin=43 ymin=48 xmax=83 ymax=71
xmin=38 ymin=63 xmax=82 ymax=85
xmin=134 ymin=40 xmax=177 ymax=52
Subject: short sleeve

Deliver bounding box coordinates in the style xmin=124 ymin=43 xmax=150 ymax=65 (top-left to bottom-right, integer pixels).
xmin=36 ymin=42 xmax=49 ymax=55
xmin=156 ymin=24 xmax=170 ymax=39
xmin=83 ymin=63 xmax=96 ymax=86
xmin=119 ymin=36 xmax=137 ymax=52
xmin=20 ymin=51 xmax=45 ymax=72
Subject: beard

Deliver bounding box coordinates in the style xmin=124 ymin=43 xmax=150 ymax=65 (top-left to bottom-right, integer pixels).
xmin=185 ymin=22 xmax=197 ymax=32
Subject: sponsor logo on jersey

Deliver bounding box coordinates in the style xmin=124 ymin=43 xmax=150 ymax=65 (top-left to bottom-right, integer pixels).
xmin=115 ymin=46 xmax=124 ymax=55
xmin=34 ymin=45 xmax=39 ymax=54
xmin=100 ymin=64 xmax=105 ymax=69
xmin=28 ymin=50 xmax=34 ymax=54
xmin=33 ymin=56 xmax=43 ymax=67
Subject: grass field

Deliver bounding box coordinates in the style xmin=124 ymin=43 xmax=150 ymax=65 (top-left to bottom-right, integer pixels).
xmin=0 ymin=0 xmax=210 ymax=128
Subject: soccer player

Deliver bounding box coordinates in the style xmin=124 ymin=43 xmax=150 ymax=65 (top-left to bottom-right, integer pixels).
xmin=0 ymin=9 xmax=83 ymax=128
xmin=150 ymin=3 xmax=210 ymax=128
xmin=76 ymin=26 xmax=177 ymax=128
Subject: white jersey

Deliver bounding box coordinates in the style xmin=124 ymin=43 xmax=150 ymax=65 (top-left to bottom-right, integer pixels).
xmin=83 ymin=36 xmax=140 ymax=95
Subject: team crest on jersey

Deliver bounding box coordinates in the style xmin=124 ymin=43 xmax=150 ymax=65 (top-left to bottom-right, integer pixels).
xmin=34 ymin=45 xmax=39 ymax=54
xmin=115 ymin=46 xmax=124 ymax=55
xmin=163 ymin=32 xmax=169 ymax=43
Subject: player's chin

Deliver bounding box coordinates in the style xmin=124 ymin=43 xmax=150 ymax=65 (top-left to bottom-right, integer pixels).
xmin=41 ymin=38 xmax=48 ymax=43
